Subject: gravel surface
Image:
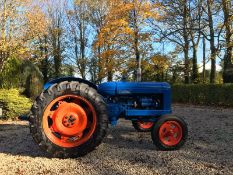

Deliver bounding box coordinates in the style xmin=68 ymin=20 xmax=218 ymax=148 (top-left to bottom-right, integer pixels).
xmin=0 ymin=105 xmax=232 ymax=175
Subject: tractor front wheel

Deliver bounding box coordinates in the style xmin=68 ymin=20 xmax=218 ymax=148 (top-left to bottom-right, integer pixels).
xmin=151 ymin=115 xmax=188 ymax=150
xmin=29 ymin=81 xmax=108 ymax=158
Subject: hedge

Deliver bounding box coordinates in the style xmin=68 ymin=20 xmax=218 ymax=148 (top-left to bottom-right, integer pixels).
xmin=172 ymin=84 xmax=233 ymax=107
xmin=0 ymin=89 xmax=32 ymax=119
xmin=0 ymin=85 xmax=232 ymax=119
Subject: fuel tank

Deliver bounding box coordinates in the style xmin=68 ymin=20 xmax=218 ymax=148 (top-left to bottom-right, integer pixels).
xmin=98 ymin=82 xmax=171 ymax=97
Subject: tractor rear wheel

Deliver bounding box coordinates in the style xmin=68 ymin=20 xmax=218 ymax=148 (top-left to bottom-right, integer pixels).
xmin=151 ymin=115 xmax=188 ymax=150
xmin=29 ymin=81 xmax=108 ymax=158
xmin=132 ymin=121 xmax=154 ymax=132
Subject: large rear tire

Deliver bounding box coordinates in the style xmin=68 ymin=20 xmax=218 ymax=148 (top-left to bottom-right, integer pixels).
xmin=29 ymin=81 xmax=108 ymax=158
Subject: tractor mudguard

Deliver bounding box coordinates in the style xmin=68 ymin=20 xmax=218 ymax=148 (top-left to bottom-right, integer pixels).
xmin=43 ymin=77 xmax=97 ymax=90
xmin=98 ymin=81 xmax=172 ymax=126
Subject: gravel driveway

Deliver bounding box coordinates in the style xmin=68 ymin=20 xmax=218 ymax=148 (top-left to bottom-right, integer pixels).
xmin=0 ymin=105 xmax=232 ymax=175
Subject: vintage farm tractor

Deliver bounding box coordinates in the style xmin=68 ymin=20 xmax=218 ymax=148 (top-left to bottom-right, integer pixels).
xmin=29 ymin=77 xmax=188 ymax=158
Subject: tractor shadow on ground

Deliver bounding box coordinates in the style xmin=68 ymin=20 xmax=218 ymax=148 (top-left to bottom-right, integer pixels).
xmin=0 ymin=123 xmax=48 ymax=158
xmin=104 ymin=124 xmax=156 ymax=151
xmin=0 ymin=121 xmax=156 ymax=158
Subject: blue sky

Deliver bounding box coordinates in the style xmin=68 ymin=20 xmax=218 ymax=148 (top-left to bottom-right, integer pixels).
xmin=154 ymin=39 xmax=222 ymax=71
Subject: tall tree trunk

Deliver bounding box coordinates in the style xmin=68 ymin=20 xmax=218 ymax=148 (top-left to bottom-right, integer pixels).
xmin=79 ymin=19 xmax=86 ymax=79
xmin=41 ymin=36 xmax=49 ymax=83
xmin=222 ymin=0 xmax=233 ymax=83
xmin=184 ymin=46 xmax=190 ymax=84
xmin=97 ymin=43 xmax=103 ymax=83
xmin=192 ymin=43 xmax=199 ymax=83
xmin=207 ymin=0 xmax=216 ymax=83
xmin=106 ymin=44 xmax=113 ymax=82
xmin=135 ymin=30 xmax=141 ymax=82
xmin=54 ymin=37 xmax=61 ymax=78
xmin=131 ymin=9 xmax=141 ymax=82
xmin=202 ymin=37 xmax=206 ymax=83
xmin=53 ymin=15 xmax=62 ymax=78
xmin=183 ymin=1 xmax=190 ymax=84
xmin=190 ymin=0 xmax=202 ymax=83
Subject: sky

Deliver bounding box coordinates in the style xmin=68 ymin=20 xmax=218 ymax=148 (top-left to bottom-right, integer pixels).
xmin=154 ymin=39 xmax=222 ymax=72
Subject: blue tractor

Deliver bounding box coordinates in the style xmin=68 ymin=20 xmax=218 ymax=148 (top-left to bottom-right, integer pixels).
xmin=29 ymin=77 xmax=188 ymax=158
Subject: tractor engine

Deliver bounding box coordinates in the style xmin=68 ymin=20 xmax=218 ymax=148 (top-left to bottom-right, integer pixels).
xmin=108 ymin=95 xmax=162 ymax=110
xmin=98 ymin=82 xmax=171 ymax=125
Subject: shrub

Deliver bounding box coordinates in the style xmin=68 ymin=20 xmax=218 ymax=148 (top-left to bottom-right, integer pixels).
xmin=0 ymin=89 xmax=32 ymax=119
xmin=172 ymin=84 xmax=233 ymax=107
xmin=0 ymin=58 xmax=43 ymax=99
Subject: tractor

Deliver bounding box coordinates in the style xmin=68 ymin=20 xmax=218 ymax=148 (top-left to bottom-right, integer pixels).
xmin=29 ymin=77 xmax=188 ymax=158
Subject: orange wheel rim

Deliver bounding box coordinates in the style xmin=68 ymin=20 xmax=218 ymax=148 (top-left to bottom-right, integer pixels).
xmin=138 ymin=121 xmax=154 ymax=129
xmin=42 ymin=95 xmax=97 ymax=148
xmin=159 ymin=121 xmax=183 ymax=146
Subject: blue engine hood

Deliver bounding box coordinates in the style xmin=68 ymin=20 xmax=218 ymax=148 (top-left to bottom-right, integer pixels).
xmin=98 ymin=82 xmax=171 ymax=97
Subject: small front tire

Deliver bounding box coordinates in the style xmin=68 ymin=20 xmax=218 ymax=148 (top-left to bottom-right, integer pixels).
xmin=151 ymin=115 xmax=188 ymax=150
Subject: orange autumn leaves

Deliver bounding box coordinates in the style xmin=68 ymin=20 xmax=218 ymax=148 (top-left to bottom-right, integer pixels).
xmin=94 ymin=0 xmax=167 ymax=80
xmin=0 ymin=0 xmax=48 ymax=67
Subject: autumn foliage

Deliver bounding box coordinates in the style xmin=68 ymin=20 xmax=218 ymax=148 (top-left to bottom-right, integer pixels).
xmin=0 ymin=0 xmax=48 ymax=72
xmin=0 ymin=0 xmax=232 ymax=88
xmin=94 ymin=0 xmax=166 ymax=81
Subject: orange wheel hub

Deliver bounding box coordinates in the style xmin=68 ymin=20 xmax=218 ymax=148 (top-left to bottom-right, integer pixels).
xmin=138 ymin=121 xmax=154 ymax=129
xmin=42 ymin=95 xmax=97 ymax=148
xmin=159 ymin=121 xmax=183 ymax=146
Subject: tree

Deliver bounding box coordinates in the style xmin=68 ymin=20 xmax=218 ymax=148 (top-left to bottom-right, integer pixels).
xmin=222 ymin=0 xmax=233 ymax=83
xmin=41 ymin=0 xmax=67 ymax=78
xmin=96 ymin=0 xmax=158 ymax=81
xmin=142 ymin=53 xmax=170 ymax=81
xmin=189 ymin=0 xmax=204 ymax=83
xmin=50 ymin=10 xmax=63 ymax=78
xmin=38 ymin=35 xmax=50 ymax=83
xmin=151 ymin=0 xmax=191 ymax=84
xmin=66 ymin=0 xmax=91 ymax=79
xmin=85 ymin=0 xmax=109 ymax=83
xmin=201 ymin=0 xmax=223 ymax=83
xmin=0 ymin=0 xmax=47 ymax=86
